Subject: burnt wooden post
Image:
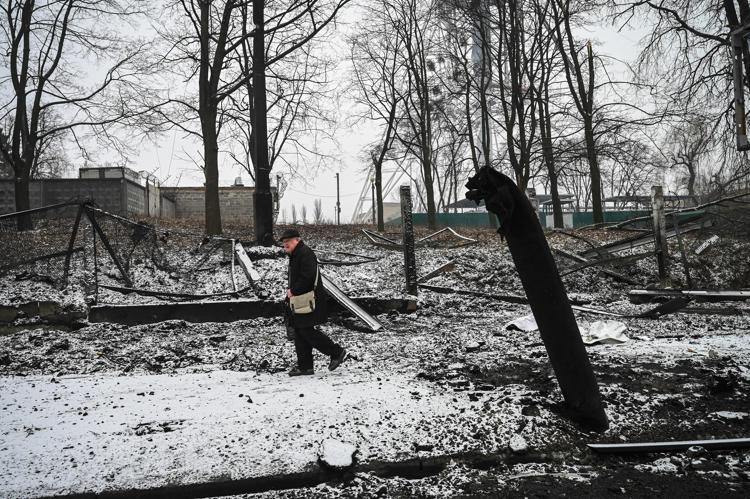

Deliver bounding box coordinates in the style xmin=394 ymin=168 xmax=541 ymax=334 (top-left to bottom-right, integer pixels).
xmin=400 ymin=185 xmax=418 ymax=297
xmin=651 ymin=186 xmax=669 ymax=282
xmin=466 ymin=167 xmax=608 ymax=431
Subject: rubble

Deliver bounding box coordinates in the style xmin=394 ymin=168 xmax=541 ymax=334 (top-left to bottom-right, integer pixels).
xmin=0 ymin=209 xmax=749 ymax=497
xmin=318 ymin=439 xmax=358 ymax=470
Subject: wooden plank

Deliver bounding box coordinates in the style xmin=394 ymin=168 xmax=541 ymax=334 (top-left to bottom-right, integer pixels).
xmin=230 ymin=239 xmax=238 ymax=292
xmin=234 ymin=242 xmax=261 ymax=284
xmin=321 ymin=275 xmax=383 ymax=332
xmin=580 ymin=219 xmax=713 ymax=259
xmin=629 ymin=289 xmax=750 ymax=303
xmin=555 ymin=248 xmax=639 ymax=285
xmin=417 ymin=261 xmax=456 ymax=284
xmin=557 ymin=251 xmax=652 ymax=278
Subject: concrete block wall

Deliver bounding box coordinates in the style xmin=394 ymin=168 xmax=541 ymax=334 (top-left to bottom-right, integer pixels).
xmin=0 ymin=179 xmax=126 ymax=215
xmin=1 ymin=179 xmax=262 ymax=222
xmin=161 ymin=196 xmax=176 ymax=218
xmin=160 ymin=186 xmax=256 ymax=223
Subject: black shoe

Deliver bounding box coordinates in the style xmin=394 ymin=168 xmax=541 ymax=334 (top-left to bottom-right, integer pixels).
xmin=328 ymin=348 xmax=347 ymax=371
xmin=288 ymin=368 xmax=314 ymax=377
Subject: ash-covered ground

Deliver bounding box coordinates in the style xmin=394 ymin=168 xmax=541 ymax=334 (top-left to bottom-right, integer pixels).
xmin=1 ymin=222 xmax=749 ymax=497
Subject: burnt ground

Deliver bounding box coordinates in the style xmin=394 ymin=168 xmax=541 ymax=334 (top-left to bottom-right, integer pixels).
xmin=1 ymin=222 xmax=749 ymax=497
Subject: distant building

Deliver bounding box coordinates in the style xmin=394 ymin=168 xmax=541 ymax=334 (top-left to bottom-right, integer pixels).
xmin=352 ymin=201 xmax=402 ymax=224
xmin=1 ymin=168 xmax=278 ymax=225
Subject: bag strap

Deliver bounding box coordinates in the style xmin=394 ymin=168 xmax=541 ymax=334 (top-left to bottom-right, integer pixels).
xmin=313 ymin=260 xmax=319 ymax=290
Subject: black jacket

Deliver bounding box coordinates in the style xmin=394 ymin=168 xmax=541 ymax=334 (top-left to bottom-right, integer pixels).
xmin=287 ymin=240 xmax=328 ymax=328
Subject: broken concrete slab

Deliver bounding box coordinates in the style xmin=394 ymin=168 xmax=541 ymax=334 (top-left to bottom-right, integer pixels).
xmin=89 ymin=299 xmax=283 ymax=325
xmin=0 ymin=301 xmax=86 ymax=325
xmin=88 ymin=296 xmax=407 ymax=326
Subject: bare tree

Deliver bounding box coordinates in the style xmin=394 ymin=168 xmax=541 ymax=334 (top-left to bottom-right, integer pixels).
xmin=0 ymin=0 xmax=152 ymax=229
xmin=291 ymin=203 xmax=298 ymax=224
xmin=612 ymin=0 xmax=750 ymax=194
xmin=301 ymin=204 xmax=308 ymax=224
xmin=549 ymin=0 xmax=607 ymax=223
xmin=155 ymin=0 xmax=351 ymax=236
xmin=350 ymin=4 xmax=404 ymax=231
xmin=313 ymin=198 xmax=324 ymax=224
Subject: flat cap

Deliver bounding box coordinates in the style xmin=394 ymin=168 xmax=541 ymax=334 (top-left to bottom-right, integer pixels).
xmin=278 ymin=228 xmax=301 ymax=241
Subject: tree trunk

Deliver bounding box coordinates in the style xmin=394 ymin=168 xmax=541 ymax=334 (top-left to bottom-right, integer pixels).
xmin=14 ymin=167 xmax=33 ymax=230
xmin=375 ymin=161 xmax=384 ymax=232
xmin=202 ymin=117 xmax=223 ymax=235
xmin=583 ymin=118 xmax=603 ymax=224
xmin=252 ymin=0 xmax=274 ymax=246
xmin=542 ymin=137 xmax=563 ymax=228
xmin=423 ymin=150 xmax=437 ymax=229
xmin=687 ymin=162 xmax=697 ymax=201
xmin=539 ymin=98 xmax=563 ymax=228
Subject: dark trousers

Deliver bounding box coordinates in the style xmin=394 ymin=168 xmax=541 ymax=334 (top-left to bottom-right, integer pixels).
xmin=294 ymin=326 xmax=342 ymax=370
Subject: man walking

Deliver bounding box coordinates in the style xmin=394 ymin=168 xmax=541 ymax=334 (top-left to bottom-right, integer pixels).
xmin=280 ymin=229 xmax=347 ymax=376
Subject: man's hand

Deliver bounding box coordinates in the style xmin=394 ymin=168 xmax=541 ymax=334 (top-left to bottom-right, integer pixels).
xmin=286 ymin=289 xmax=293 ymax=299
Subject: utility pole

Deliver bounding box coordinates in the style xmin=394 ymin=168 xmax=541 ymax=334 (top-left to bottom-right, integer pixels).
xmin=335 ymin=173 xmax=341 ymax=225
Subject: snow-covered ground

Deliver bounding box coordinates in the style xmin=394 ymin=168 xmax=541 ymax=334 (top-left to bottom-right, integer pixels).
xmin=1 ymin=223 xmax=749 ymax=496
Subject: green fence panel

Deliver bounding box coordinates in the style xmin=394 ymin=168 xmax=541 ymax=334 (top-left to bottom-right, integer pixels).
xmin=387 ymin=209 xmax=704 ymax=228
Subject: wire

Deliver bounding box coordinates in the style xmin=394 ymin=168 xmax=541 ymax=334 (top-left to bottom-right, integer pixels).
xmin=285 ymin=188 xmax=360 ymax=198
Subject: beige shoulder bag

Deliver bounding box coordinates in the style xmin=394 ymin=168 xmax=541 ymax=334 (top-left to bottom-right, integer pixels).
xmin=289 ymin=264 xmax=318 ymax=315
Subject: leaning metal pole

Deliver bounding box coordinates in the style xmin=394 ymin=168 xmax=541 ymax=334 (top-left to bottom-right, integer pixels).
xmin=466 ymin=167 xmax=608 ymax=431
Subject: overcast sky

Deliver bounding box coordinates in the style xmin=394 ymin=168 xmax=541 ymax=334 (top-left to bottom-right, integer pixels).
xmin=124 ymin=6 xmax=649 ymax=223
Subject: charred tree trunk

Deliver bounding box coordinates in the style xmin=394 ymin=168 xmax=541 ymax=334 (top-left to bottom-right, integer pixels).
xmin=202 ymin=113 xmax=222 ymax=235
xmin=252 ymin=0 xmax=275 ymax=246
xmin=466 ymin=167 xmax=609 ymax=431
xmin=14 ymin=169 xmax=33 ymax=230
xmin=537 ymin=46 xmax=563 ymax=228
xmin=198 ymin=0 xmax=222 ymax=236
xmin=375 ymin=165 xmax=384 ymax=232
xmin=584 ymin=116 xmax=603 ymax=224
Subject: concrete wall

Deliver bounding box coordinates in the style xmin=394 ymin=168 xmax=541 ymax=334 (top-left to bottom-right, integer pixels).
xmin=160 ymin=195 xmax=176 ymax=218
xmin=0 ymin=179 xmax=175 ymax=218
xmin=1 ymin=178 xmax=127 ymax=215
xmin=161 ymin=186 xmax=257 ymax=223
